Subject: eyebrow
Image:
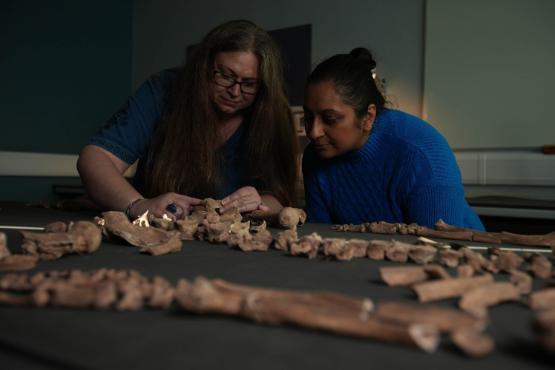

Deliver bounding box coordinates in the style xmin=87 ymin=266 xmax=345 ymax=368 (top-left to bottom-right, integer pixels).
xmin=216 ymin=64 xmax=258 ymax=81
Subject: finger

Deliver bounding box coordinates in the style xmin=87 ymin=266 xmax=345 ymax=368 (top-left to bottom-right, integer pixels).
xmin=238 ymin=200 xmax=262 ymax=213
xmin=181 ymin=195 xmax=202 ymax=205
xmin=258 ymin=203 xmax=270 ymax=212
xmin=221 ymin=193 xmax=239 ymax=206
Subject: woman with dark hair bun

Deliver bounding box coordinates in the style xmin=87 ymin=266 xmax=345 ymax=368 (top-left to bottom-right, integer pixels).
xmin=302 ymin=47 xmax=484 ymax=229
xmin=77 ymin=20 xmax=298 ymax=219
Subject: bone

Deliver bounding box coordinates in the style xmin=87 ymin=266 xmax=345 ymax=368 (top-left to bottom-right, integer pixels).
xmin=249 ymin=222 xmax=273 ymax=250
xmin=415 ymin=226 xmax=474 ymax=241
xmin=434 ymin=219 xmax=502 ymax=244
xmin=385 ymin=241 xmax=412 ymax=263
xmin=20 ymin=221 xmax=102 ymax=260
xmin=369 ymin=221 xmax=399 ymax=234
xmin=490 ymin=249 xmax=524 ymax=272
xmin=529 ymin=254 xmax=553 ymax=280
xmin=0 ymin=269 xmax=175 ymax=311
xmin=0 ymin=255 xmax=39 ymax=272
xmin=102 ymin=211 xmax=182 ymax=255
xmin=367 ymin=240 xmax=392 ymax=260
xmin=413 ymin=274 xmax=494 ymax=302
xmin=408 ymin=245 xmax=437 ymax=265
xmin=132 ymin=210 xmax=150 ymax=227
xmin=459 ymin=282 xmax=521 ymax=319
xmin=457 ymin=265 xmax=475 ymax=278
xmin=174 ymin=277 xmax=438 ymax=353
xmin=332 ymin=223 xmax=368 ymax=232
xmin=439 ymin=249 xmax=462 ymax=268
xmin=202 ymin=198 xmax=223 ymax=212
xmin=346 ymin=239 xmax=369 ymax=258
xmin=289 ymin=233 xmax=322 ymax=259
xmin=322 ymin=238 xmax=350 ymax=260
xmin=243 ymin=293 xmax=438 ymax=353
xmin=500 ymin=231 xmax=555 ymax=249
xmin=44 ymin=221 xmax=68 ymax=233
xmin=423 ymin=264 xmax=451 ymax=280
xmin=380 ymin=266 xmax=429 ymax=287
xmin=450 ymin=329 xmax=495 ymax=357
xmin=278 ymin=207 xmax=307 ymax=230
xmin=374 ymin=301 xmax=486 ymax=333
xmin=530 ymin=288 xmax=555 ymax=311
xmin=175 ymin=218 xmax=199 ymax=240
xmin=509 ymin=269 xmax=533 ymax=294
xmin=139 ymin=234 xmax=182 ymax=256
xmin=274 ymin=229 xmax=297 ymax=251
xmin=149 ymin=214 xmax=175 ymax=230
xmin=0 ymin=291 xmax=32 ymax=306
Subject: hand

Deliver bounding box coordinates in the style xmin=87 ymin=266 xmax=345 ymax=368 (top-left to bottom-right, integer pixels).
xmin=129 ymin=192 xmax=202 ymax=220
xmin=221 ymin=186 xmax=270 ymax=213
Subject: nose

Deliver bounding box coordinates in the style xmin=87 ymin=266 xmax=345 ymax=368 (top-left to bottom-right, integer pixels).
xmin=227 ymin=82 xmax=241 ymax=97
xmin=306 ymin=117 xmax=324 ymax=141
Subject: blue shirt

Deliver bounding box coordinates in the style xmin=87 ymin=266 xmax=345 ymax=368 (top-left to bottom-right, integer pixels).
xmin=89 ymin=69 xmax=254 ymax=198
xmin=303 ymin=109 xmax=484 ymax=230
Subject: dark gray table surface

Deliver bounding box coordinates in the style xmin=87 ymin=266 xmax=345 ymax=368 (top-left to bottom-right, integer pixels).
xmin=0 ymin=202 xmax=553 ymax=370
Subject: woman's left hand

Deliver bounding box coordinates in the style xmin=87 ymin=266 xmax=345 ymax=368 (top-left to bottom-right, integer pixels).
xmin=221 ymin=186 xmax=270 ymax=213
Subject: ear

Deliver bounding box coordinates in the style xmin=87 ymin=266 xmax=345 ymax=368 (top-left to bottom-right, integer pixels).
xmin=362 ymin=104 xmax=376 ymax=132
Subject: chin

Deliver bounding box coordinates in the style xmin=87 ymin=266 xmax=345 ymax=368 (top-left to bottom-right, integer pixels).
xmin=315 ymin=148 xmax=337 ymax=159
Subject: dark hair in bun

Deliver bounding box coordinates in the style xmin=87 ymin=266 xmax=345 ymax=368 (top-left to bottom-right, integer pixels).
xmin=307 ymin=47 xmax=385 ymax=117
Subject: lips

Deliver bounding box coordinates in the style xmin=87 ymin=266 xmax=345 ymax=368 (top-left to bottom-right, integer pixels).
xmin=220 ymin=96 xmax=240 ymax=107
xmin=314 ymin=142 xmax=331 ymax=151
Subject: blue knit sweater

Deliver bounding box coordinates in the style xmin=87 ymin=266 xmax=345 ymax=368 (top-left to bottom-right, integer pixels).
xmin=302 ymin=109 xmax=484 ymax=230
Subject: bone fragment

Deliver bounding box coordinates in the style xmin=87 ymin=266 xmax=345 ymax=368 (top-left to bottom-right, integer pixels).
xmin=450 ymin=329 xmax=495 ymax=357
xmin=509 ymin=269 xmax=533 ymax=295
xmin=374 ymin=301 xmax=486 ymax=333
xmin=459 ymin=282 xmax=521 ymax=319
xmin=367 ymin=240 xmax=391 ymax=260
xmin=413 ymin=274 xmax=494 ymax=303
xmin=278 ymin=207 xmax=307 ymax=230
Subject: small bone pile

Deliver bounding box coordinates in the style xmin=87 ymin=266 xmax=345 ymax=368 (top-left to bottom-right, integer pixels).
xmin=21 ymin=221 xmax=102 ymax=260
xmin=100 ymin=211 xmax=182 ymax=256
xmin=0 ymin=269 xmax=174 ymax=310
xmin=273 ymin=227 xmax=555 ymax=355
xmin=1 ymin=220 xmax=102 ymax=272
xmin=100 ymin=200 xmax=306 ymax=254
xmin=333 ymin=219 xmax=555 ymax=251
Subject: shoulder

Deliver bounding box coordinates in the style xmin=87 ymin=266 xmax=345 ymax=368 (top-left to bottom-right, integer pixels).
xmin=377 ymin=109 xmax=453 ymax=157
xmin=375 ymin=109 xmax=459 ymax=182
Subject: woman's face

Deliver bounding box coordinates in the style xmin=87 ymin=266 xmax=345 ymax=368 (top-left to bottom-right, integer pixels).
xmin=210 ymin=51 xmax=259 ymax=116
xmin=303 ymin=81 xmax=375 ymax=159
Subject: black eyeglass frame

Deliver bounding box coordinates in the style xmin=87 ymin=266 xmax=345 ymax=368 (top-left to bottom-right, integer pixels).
xmin=212 ymin=70 xmax=259 ymax=94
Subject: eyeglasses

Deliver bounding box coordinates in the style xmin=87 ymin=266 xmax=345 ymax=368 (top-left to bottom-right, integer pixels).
xmin=213 ymin=70 xmax=259 ymax=94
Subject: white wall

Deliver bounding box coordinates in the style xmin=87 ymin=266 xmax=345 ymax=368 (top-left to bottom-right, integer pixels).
xmin=132 ymin=0 xmax=425 ymax=116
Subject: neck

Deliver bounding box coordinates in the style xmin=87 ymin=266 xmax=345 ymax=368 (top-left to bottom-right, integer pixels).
xmin=217 ymin=112 xmax=243 ymax=142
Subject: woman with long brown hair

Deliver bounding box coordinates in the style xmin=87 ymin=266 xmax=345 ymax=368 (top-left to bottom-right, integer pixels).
xmin=77 ymin=20 xmax=298 ymax=219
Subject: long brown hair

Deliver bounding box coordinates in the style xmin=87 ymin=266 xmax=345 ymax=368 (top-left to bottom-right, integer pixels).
xmin=145 ymin=20 xmax=298 ymax=205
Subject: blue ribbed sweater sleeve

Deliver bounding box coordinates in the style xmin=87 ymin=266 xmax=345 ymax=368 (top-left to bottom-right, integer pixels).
xmin=302 ymin=109 xmax=484 ymax=230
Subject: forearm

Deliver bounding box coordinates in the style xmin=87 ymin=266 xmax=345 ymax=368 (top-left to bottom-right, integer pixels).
xmin=77 ymin=145 xmax=142 ymax=212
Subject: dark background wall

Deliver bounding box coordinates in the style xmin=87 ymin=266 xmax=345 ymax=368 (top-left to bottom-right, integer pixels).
xmin=0 ymin=0 xmax=132 ymax=201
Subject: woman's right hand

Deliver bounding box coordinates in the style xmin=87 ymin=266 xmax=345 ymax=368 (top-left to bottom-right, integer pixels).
xmin=129 ymin=193 xmax=202 ymax=220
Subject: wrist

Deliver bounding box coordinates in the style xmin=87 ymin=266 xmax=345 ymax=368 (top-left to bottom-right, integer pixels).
xmin=125 ymin=197 xmax=145 ymax=219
